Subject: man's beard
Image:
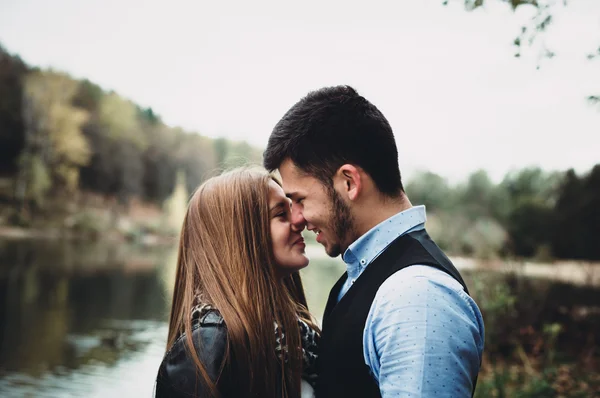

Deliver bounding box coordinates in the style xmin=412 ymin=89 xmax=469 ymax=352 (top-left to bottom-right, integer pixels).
xmin=325 ymin=188 xmax=355 ymax=258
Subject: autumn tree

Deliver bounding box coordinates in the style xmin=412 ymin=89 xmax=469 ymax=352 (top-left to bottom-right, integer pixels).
xmin=15 ymin=70 xmax=90 ymax=209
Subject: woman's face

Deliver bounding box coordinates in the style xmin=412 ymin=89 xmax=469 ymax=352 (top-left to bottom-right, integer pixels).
xmin=268 ymin=180 xmax=309 ymax=277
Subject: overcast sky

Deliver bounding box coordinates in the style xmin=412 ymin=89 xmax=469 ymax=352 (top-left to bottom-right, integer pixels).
xmin=1 ymin=0 xmax=599 ymax=183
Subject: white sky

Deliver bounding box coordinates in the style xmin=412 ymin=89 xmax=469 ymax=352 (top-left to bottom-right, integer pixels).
xmin=1 ymin=0 xmax=599 ymax=183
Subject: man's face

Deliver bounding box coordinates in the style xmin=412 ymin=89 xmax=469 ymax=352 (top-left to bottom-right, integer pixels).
xmin=278 ymin=159 xmax=355 ymax=257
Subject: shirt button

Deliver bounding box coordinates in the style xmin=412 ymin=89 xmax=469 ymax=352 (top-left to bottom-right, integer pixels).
xmin=351 ymin=279 xmax=356 ymax=284
xmin=360 ymin=259 xmax=366 ymax=265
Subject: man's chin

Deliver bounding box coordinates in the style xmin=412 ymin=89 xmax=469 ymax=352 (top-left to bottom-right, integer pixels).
xmin=324 ymin=243 xmax=342 ymax=258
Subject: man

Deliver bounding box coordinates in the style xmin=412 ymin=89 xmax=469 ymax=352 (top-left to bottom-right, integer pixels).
xmin=264 ymin=85 xmax=484 ymax=398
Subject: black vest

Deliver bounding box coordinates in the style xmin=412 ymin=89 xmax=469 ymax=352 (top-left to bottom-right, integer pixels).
xmin=315 ymin=229 xmax=471 ymax=398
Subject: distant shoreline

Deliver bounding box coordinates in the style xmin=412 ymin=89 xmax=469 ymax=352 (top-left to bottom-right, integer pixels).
xmin=0 ymin=225 xmax=174 ymax=246
xmin=304 ymin=243 xmax=600 ymax=287
xmin=1 ymin=230 xmax=598 ymax=287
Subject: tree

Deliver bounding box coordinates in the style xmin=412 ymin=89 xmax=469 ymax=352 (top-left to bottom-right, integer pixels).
xmin=98 ymin=92 xmax=147 ymax=150
xmin=453 ymin=0 xmax=574 ymax=59
xmin=450 ymin=0 xmax=599 ymax=97
xmin=15 ymin=70 xmax=90 ymax=209
xmin=141 ymin=122 xmax=178 ymax=203
xmin=497 ymin=167 xmax=561 ymax=257
xmin=581 ymin=165 xmax=600 ymax=260
xmin=459 ymin=170 xmax=497 ymax=218
xmin=0 ymin=47 xmax=274 ymax=227
xmin=553 ymin=166 xmax=600 ymax=260
xmin=224 ymin=140 xmax=263 ymax=169
xmin=72 ymin=79 xmax=103 ymax=112
xmin=405 ymin=171 xmax=454 ymax=212
xmin=178 ymin=133 xmax=218 ymax=194
xmin=500 ymin=167 xmax=561 ymax=213
xmin=552 ymin=169 xmax=585 ymax=259
xmin=0 ymin=45 xmax=28 ymax=174
xmin=87 ymin=92 xmax=148 ymax=204
xmin=505 ymin=197 xmax=555 ymax=257
xmin=213 ymin=137 xmax=229 ymax=170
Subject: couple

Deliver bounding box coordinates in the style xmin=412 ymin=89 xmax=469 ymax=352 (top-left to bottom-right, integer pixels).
xmin=155 ymin=86 xmax=485 ymax=398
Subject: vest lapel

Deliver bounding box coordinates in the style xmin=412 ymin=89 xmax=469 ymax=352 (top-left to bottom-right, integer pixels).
xmin=322 ymin=272 xmax=347 ymax=327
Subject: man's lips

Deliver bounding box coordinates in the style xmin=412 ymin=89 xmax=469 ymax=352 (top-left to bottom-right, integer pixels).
xmin=316 ymin=231 xmax=324 ymax=244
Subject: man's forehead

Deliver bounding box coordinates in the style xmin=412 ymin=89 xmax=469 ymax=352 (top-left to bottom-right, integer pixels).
xmin=279 ymin=158 xmax=301 ymax=177
xmin=280 ymin=175 xmax=322 ymax=200
xmin=278 ymin=160 xmax=303 ymax=186
xmin=278 ymin=158 xmax=326 ymax=196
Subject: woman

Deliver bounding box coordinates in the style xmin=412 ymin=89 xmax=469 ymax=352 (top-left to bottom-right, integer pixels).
xmin=155 ymin=168 xmax=319 ymax=398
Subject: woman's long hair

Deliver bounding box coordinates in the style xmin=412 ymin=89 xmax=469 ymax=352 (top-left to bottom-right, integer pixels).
xmin=166 ymin=167 xmax=317 ymax=398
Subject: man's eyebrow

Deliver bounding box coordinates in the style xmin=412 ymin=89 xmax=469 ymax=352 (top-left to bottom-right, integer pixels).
xmin=285 ymin=191 xmax=299 ymax=199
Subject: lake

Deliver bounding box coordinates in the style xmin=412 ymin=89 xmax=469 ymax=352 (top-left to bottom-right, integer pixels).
xmin=1 ymin=238 xmax=599 ymax=397
xmin=0 ymin=238 xmax=346 ymax=397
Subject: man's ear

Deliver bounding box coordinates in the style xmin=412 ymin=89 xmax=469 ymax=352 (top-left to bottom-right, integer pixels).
xmin=334 ymin=164 xmax=362 ymax=201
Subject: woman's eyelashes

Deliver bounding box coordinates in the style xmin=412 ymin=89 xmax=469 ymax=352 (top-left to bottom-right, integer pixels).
xmin=273 ymin=204 xmax=290 ymax=219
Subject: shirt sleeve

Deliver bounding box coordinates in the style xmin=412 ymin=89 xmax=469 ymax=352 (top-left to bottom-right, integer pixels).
xmin=363 ymin=265 xmax=484 ymax=398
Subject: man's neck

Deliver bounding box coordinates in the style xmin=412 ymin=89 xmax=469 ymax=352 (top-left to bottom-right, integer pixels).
xmin=354 ymin=194 xmax=413 ymax=237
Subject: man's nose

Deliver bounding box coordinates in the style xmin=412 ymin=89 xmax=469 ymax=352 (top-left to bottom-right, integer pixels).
xmin=290 ymin=206 xmax=306 ymax=232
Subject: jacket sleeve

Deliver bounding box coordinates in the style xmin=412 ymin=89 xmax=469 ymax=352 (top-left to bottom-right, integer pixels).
xmin=155 ymin=320 xmax=228 ymax=398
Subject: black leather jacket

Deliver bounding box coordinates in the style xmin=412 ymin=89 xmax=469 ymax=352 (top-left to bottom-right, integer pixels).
xmin=155 ymin=310 xmax=237 ymax=397
xmin=155 ymin=310 xmax=284 ymax=398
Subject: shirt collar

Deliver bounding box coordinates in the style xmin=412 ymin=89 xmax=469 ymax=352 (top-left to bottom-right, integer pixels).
xmin=342 ymin=205 xmax=427 ymax=281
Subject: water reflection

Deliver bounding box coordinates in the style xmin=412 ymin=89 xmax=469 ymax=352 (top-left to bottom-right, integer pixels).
xmin=0 ymin=239 xmax=174 ymax=397
xmin=0 ymin=239 xmax=345 ymax=397
xmin=1 ymin=238 xmax=599 ymax=397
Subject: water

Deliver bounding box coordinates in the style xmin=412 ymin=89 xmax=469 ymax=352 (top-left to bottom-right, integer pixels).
xmin=0 ymin=238 xmax=346 ymax=397
xmin=1 ymin=239 xmax=599 ymax=397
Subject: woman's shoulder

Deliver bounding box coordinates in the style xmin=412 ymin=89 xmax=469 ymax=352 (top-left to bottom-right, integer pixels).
xmin=156 ymin=310 xmax=229 ymax=397
xmin=165 ymin=309 xmax=227 ymax=361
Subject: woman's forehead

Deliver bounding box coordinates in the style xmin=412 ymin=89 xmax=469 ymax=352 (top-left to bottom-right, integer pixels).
xmin=268 ymin=180 xmax=288 ymax=201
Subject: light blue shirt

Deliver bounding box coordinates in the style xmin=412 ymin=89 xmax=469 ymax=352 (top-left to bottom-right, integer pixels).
xmin=340 ymin=206 xmax=485 ymax=397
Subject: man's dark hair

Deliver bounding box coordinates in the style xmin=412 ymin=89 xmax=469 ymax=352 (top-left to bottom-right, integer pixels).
xmin=264 ymin=85 xmax=403 ymax=196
